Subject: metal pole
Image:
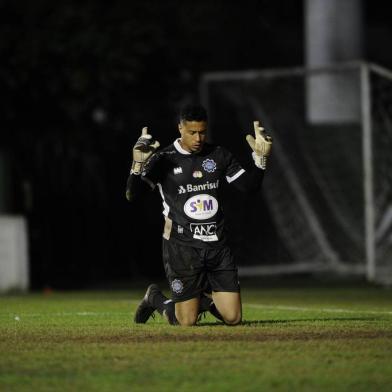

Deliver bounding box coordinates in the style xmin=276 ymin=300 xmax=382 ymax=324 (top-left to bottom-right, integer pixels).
xmin=361 ymin=63 xmax=376 ymax=281
xmin=304 ymin=0 xmax=364 ymax=124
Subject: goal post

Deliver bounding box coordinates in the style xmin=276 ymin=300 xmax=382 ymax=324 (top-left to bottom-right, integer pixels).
xmin=200 ymin=61 xmax=392 ymax=285
xmin=360 ymin=63 xmax=375 ymax=282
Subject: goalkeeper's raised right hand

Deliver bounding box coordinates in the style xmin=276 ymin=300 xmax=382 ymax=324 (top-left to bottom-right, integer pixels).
xmin=246 ymin=121 xmax=272 ymax=170
xmin=131 ymin=127 xmax=160 ymax=175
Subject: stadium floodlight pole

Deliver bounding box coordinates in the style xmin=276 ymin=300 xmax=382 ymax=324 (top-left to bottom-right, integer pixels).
xmin=360 ymin=62 xmax=376 ymax=282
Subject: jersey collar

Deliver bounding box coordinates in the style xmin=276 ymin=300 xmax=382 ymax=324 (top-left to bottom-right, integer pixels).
xmin=174 ymin=138 xmax=191 ymax=155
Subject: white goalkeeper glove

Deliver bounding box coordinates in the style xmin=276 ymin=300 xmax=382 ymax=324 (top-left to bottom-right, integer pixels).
xmin=246 ymin=120 xmax=272 ymax=170
xmin=131 ymin=127 xmax=160 ymax=175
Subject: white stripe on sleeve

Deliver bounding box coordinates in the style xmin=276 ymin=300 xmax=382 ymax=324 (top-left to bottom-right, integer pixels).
xmin=226 ymin=169 xmax=245 ymax=184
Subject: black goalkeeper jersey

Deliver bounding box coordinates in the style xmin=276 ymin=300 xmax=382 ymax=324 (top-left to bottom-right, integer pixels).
xmin=140 ymin=139 xmax=252 ymax=248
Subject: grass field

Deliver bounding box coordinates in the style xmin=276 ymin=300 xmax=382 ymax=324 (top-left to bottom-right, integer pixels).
xmin=1 ymin=280 xmax=392 ymax=391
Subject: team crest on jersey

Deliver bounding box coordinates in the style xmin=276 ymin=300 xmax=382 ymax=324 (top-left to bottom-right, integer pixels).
xmin=193 ymin=170 xmax=203 ymax=178
xmin=171 ymin=279 xmax=184 ymax=294
xmin=202 ymin=159 xmax=216 ymax=173
xmin=173 ymin=167 xmax=183 ymax=175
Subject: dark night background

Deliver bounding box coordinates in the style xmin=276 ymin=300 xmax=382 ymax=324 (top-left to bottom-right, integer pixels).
xmin=1 ymin=0 xmax=392 ymax=289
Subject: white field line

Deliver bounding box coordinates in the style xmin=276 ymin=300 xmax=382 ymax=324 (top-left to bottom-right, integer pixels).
xmin=244 ymin=303 xmax=392 ymax=316
xmin=1 ymin=311 xmax=130 ymax=319
xmin=2 ymin=302 xmax=392 ymax=319
xmin=2 ymin=301 xmax=143 ymax=318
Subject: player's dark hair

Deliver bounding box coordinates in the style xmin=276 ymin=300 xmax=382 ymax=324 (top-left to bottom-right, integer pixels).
xmin=179 ymin=104 xmax=208 ymax=123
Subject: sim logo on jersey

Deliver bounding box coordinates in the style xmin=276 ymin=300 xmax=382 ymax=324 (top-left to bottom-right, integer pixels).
xmin=184 ymin=194 xmax=218 ymax=220
xmin=202 ymin=159 xmax=216 ymax=173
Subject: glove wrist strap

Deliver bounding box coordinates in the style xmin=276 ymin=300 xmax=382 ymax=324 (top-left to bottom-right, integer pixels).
xmin=131 ymin=160 xmax=143 ymax=175
xmin=252 ymin=152 xmax=268 ymax=170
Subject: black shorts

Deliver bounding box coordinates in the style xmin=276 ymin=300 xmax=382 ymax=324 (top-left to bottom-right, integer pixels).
xmin=162 ymin=239 xmax=240 ymax=302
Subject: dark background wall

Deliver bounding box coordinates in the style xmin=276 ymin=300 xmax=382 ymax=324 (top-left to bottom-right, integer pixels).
xmin=1 ymin=0 xmax=391 ymax=288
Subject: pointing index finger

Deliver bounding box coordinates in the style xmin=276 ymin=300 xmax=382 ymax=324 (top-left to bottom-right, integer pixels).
xmin=253 ymin=120 xmax=264 ymax=137
xmin=141 ymin=126 xmax=148 ymax=136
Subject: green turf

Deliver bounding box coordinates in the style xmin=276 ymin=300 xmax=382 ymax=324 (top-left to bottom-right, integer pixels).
xmin=1 ymin=283 xmax=392 ymax=391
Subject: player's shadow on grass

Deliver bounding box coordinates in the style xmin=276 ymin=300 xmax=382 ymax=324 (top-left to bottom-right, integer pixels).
xmin=198 ymin=317 xmax=379 ymax=326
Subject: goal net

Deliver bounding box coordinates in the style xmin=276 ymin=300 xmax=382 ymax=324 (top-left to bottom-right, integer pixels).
xmin=200 ymin=62 xmax=392 ymax=285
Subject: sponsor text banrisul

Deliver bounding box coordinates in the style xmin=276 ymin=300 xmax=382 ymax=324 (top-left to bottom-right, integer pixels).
xmin=178 ymin=180 xmax=219 ymax=194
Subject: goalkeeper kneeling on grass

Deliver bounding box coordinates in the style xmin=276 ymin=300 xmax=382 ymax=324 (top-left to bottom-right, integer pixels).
xmin=126 ymin=104 xmax=272 ymax=326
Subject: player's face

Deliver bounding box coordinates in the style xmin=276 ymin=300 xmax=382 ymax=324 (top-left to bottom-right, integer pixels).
xmin=178 ymin=120 xmax=207 ymax=153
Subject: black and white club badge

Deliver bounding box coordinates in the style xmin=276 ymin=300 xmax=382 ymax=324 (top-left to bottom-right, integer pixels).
xmin=171 ymin=279 xmax=184 ymax=294
xmin=202 ymin=159 xmax=217 ymax=173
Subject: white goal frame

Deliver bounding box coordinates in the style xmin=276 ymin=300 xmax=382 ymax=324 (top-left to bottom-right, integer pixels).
xmin=200 ymin=61 xmax=392 ymax=283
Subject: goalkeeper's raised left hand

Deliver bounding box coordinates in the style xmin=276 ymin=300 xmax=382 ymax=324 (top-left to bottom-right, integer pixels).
xmin=131 ymin=127 xmax=160 ymax=175
xmin=246 ymin=121 xmax=272 ymax=170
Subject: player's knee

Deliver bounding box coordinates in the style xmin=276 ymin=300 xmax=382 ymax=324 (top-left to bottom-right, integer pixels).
xmin=223 ymin=312 xmax=242 ymax=326
xmin=175 ymin=310 xmax=198 ymax=326
xmin=176 ymin=314 xmax=198 ymax=326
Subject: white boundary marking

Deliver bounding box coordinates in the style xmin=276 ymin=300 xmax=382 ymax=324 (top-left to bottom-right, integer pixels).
xmin=244 ymin=303 xmax=392 ymax=315
xmin=2 ymin=302 xmax=392 ymax=319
